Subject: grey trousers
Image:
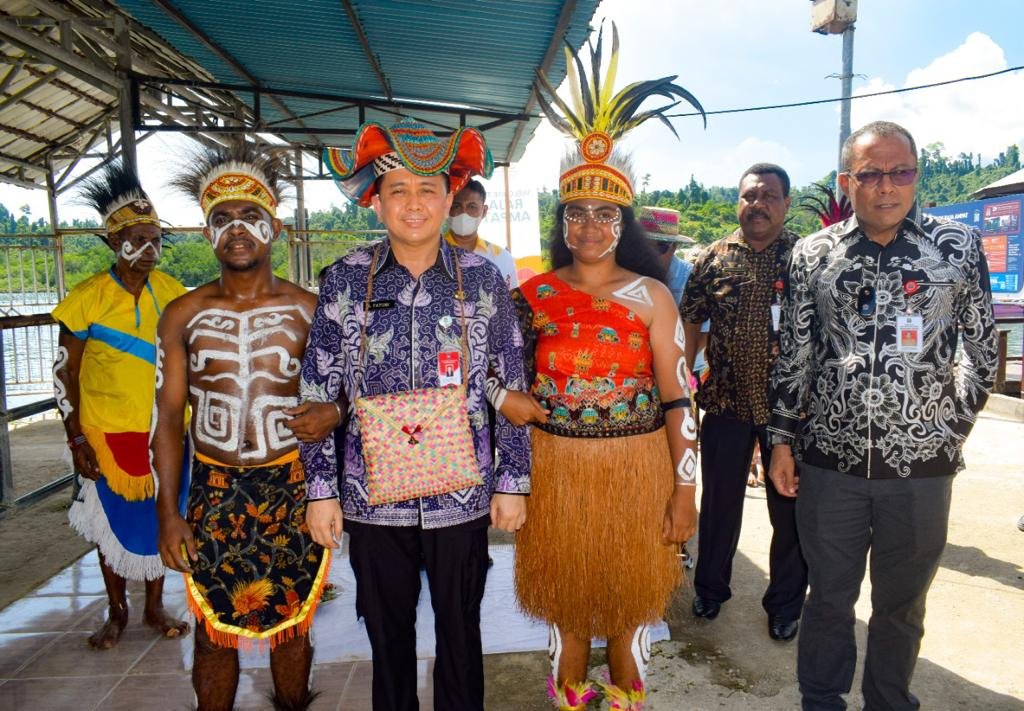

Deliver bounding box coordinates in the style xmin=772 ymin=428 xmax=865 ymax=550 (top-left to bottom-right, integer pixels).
xmin=795 ymin=463 xmax=953 ymax=711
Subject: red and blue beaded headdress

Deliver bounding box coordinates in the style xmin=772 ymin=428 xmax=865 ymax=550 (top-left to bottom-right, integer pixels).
xmin=323 ymin=118 xmax=493 ymax=207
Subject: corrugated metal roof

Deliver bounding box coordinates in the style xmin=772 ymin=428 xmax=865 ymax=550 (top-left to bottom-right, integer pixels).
xmin=0 ymin=0 xmax=231 ymax=191
xmin=0 ymin=0 xmax=599 ymax=192
xmin=112 ymin=0 xmax=600 ymax=164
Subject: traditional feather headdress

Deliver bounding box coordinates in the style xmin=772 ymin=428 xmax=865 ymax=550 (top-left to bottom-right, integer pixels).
xmin=169 ymin=143 xmax=286 ymax=220
xmin=323 ymin=118 xmax=493 ymax=207
xmin=535 ymin=22 xmax=707 ymax=206
xmin=77 ymin=160 xmax=160 ymax=236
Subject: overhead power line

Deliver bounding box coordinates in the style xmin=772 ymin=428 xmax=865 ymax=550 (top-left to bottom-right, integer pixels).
xmin=666 ymin=65 xmax=1024 ymax=118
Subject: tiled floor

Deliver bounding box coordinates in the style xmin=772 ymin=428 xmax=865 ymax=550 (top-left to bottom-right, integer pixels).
xmin=0 ymin=550 xmax=436 ymax=711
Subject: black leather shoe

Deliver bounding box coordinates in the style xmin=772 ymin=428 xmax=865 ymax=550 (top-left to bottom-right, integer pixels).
xmin=768 ymin=615 xmax=799 ymax=641
xmin=692 ymin=596 xmax=721 ymax=620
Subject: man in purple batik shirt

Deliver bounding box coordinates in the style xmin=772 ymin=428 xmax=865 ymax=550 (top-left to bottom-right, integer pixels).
xmin=299 ymin=119 xmax=530 ymax=711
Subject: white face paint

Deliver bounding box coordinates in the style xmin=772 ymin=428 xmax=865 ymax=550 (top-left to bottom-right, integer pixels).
xmin=597 ymin=221 xmax=622 ymax=259
xmin=612 ymin=277 xmax=653 ymax=307
xmin=53 ymin=346 xmax=72 ymax=419
xmin=118 ymin=238 xmax=161 ymax=264
xmin=209 ymin=219 xmax=274 ymax=249
xmin=562 ymin=213 xmax=622 ymax=258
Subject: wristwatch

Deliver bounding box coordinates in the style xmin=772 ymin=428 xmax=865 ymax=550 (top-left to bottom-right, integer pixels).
xmin=768 ymin=431 xmax=794 ymax=447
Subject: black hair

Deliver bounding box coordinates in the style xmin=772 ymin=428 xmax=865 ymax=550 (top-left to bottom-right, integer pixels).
xmin=550 ymin=203 xmax=667 ymax=283
xmin=740 ymin=163 xmax=791 ymax=197
xmin=460 ymin=179 xmax=486 ymax=202
xmin=841 ymin=121 xmax=918 ymax=170
xmin=77 ymin=159 xmax=149 ymax=218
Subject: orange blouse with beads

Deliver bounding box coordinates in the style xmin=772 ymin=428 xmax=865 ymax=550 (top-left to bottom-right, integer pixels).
xmin=515 ymin=272 xmax=664 ymax=438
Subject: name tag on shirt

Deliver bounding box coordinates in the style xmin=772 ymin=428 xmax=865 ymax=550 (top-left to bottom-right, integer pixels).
xmin=368 ymin=299 xmax=395 ymax=311
xmin=896 ymin=314 xmax=923 ymax=353
xmin=438 ymin=351 xmax=462 ymax=386
xmin=770 ymin=303 xmax=781 ymax=332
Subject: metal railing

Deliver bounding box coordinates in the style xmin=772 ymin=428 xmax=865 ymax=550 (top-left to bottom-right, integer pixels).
xmin=0 ymin=226 xmax=382 ymax=507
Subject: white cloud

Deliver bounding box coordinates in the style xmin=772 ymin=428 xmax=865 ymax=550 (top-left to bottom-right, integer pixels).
xmin=851 ymin=32 xmax=1024 ymax=163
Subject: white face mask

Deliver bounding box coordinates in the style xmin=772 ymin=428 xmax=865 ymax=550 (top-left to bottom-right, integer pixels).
xmin=449 ymin=212 xmax=483 ymax=237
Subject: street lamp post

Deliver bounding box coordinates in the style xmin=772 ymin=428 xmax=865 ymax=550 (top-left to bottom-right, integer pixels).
xmin=810 ymin=0 xmax=859 ymax=187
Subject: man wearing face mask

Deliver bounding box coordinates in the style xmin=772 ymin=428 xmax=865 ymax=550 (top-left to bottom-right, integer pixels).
xmin=680 ymin=163 xmax=808 ymax=642
xmin=444 ymin=179 xmax=518 ymax=288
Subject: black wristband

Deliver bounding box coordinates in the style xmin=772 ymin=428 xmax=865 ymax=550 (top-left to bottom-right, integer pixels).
xmin=661 ymin=397 xmax=691 ymax=412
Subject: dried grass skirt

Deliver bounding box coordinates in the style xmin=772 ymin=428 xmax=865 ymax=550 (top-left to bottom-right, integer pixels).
xmin=514 ymin=427 xmax=681 ymax=639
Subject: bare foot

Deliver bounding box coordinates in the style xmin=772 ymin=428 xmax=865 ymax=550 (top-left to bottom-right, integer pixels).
xmin=88 ymin=604 xmax=128 ymax=650
xmin=144 ymin=606 xmax=191 ymax=639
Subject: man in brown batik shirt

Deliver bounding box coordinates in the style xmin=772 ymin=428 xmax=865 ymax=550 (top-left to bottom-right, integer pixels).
xmin=680 ymin=163 xmax=807 ymax=642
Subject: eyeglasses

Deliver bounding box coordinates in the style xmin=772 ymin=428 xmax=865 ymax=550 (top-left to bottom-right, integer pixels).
xmin=857 ymin=285 xmax=876 ymax=317
xmin=846 ymin=167 xmax=917 ymax=188
xmin=564 ymin=205 xmax=621 ymax=224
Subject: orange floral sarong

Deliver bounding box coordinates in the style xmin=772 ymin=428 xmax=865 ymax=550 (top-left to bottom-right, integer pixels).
xmin=183 ymin=452 xmax=330 ymax=650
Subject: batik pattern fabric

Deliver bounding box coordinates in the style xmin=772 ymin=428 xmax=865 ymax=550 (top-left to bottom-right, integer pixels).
xmin=53 ymin=268 xmax=187 ymax=580
xmin=514 ymin=273 xmax=664 ymax=438
xmin=680 ymin=229 xmax=797 ymax=425
xmin=768 ymin=212 xmax=998 ymax=479
xmin=299 ymin=238 xmax=530 ymax=529
xmin=513 ymin=272 xmax=679 ymax=639
xmin=184 ymin=452 xmax=330 ymax=650
xmin=444 ymin=230 xmax=518 ymax=288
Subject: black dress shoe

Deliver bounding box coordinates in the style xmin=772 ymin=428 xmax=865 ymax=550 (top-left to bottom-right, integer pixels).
xmin=768 ymin=615 xmax=799 ymax=641
xmin=692 ymin=596 xmax=721 ymax=620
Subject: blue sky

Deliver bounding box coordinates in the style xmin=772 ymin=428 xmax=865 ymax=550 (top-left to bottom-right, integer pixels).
xmin=2 ymin=0 xmax=1023 ymax=224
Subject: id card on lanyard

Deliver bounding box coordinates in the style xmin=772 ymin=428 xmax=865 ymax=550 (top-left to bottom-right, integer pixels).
xmin=896 ymin=314 xmax=923 ymax=353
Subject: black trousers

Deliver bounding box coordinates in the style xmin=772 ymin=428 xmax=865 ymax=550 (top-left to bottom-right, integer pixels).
xmin=694 ymin=412 xmax=808 ymax=619
xmin=346 ymin=516 xmax=490 ymax=711
xmin=796 ymin=463 xmax=953 ymax=711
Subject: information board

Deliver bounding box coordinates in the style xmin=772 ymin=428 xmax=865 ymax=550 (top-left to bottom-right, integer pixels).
xmin=924 ymin=196 xmax=1023 ymax=296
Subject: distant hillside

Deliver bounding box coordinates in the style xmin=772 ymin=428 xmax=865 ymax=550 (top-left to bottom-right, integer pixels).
xmin=1 ymin=142 xmax=1019 ymax=287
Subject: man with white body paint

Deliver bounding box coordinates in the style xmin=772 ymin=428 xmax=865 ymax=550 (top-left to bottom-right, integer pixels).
xmin=52 ymin=160 xmax=190 ymax=650
xmin=680 ymin=163 xmax=807 ymax=642
xmin=153 ymin=147 xmax=337 ymax=711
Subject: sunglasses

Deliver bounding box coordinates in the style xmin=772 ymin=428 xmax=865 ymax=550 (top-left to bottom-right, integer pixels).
xmin=857 ymin=285 xmax=876 ymax=317
xmin=654 ymin=240 xmax=676 ymax=255
xmin=846 ymin=167 xmax=917 ymax=188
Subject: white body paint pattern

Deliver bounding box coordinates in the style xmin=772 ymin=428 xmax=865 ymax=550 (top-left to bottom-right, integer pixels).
xmin=118 ymin=239 xmax=161 ymax=264
xmin=186 ymin=305 xmax=310 ymax=460
xmin=548 ymin=624 xmax=563 ymax=679
xmin=677 ymin=448 xmax=698 ymax=485
xmin=612 ymin=277 xmax=653 ymax=307
xmin=630 ymin=624 xmax=652 ymax=681
xmin=52 ymin=345 xmax=72 ymax=419
xmin=149 ymin=337 xmax=164 ymax=479
xmin=209 ymin=219 xmax=273 ymax=249
xmin=672 ymin=316 xmax=699 ymax=485
xmin=673 ymin=317 xmax=698 ymax=443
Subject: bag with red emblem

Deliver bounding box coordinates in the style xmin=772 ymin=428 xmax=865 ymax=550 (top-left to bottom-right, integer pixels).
xmin=353 ymin=246 xmax=481 ymax=505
